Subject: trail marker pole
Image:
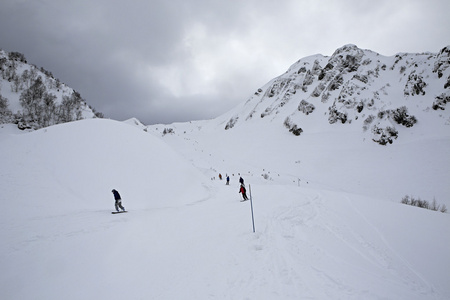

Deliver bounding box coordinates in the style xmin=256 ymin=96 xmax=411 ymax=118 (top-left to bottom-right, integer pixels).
xmin=249 ymin=184 xmax=255 ymax=233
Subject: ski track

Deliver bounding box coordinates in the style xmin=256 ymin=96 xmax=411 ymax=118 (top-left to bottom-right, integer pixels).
xmin=221 ymin=188 xmax=444 ymax=300
xmin=308 ymin=192 xmax=439 ymax=299
xmin=1 ymin=177 xmax=447 ymax=299
xmin=2 ymin=120 xmax=449 ymax=299
xmin=347 ymin=197 xmax=438 ymax=297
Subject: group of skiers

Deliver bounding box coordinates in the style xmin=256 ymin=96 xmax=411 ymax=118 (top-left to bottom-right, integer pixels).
xmin=218 ymin=174 xmax=248 ymax=201
xmin=112 ymin=175 xmax=249 ymax=212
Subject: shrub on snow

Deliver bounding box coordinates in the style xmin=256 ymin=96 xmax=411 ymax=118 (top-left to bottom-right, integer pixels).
xmin=391 ymin=106 xmax=417 ymax=127
xmin=401 ymin=195 xmax=447 ymax=213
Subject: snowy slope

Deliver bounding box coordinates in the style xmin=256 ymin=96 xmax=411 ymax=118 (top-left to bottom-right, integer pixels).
xmin=1 ymin=117 xmax=449 ymax=299
xmin=0 ymin=119 xmax=213 ymax=298
xmin=147 ymin=114 xmax=450 ymax=207
xmin=0 ymin=118 xmax=210 ymax=212
xmin=147 ymin=118 xmax=450 ymax=299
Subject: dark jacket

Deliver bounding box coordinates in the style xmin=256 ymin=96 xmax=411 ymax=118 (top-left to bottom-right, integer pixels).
xmin=112 ymin=190 xmax=121 ymax=200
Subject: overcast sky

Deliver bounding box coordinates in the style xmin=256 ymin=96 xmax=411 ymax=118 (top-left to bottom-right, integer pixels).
xmin=1 ymin=0 xmax=448 ymax=124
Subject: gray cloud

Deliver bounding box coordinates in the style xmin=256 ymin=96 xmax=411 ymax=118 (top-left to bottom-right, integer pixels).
xmin=1 ymin=0 xmax=449 ymax=124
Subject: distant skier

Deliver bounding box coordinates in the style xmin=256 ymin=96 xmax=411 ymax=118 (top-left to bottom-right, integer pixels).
xmin=226 ymin=175 xmax=230 ymax=185
xmin=112 ymin=189 xmax=125 ymax=212
xmin=239 ymin=184 xmax=248 ymax=201
xmin=239 ymin=176 xmax=244 ymax=185
xmin=219 ymin=173 xmax=222 ymax=180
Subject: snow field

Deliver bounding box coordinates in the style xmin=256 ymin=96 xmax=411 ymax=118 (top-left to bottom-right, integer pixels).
xmin=1 ymin=119 xmax=449 ymax=299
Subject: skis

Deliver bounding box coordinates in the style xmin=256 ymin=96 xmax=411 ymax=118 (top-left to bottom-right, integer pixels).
xmin=111 ymin=211 xmax=128 ymax=214
xmin=240 ymin=199 xmax=249 ymax=202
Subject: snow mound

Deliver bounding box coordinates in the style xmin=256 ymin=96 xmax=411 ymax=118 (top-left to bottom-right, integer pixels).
xmin=123 ymin=117 xmax=147 ymax=130
xmin=0 ymin=118 xmax=210 ymax=217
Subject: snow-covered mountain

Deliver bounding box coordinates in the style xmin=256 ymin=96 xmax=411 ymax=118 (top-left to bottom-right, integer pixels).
xmin=217 ymin=44 xmax=449 ymax=145
xmin=0 ymin=49 xmax=100 ymax=129
xmin=1 ymin=45 xmax=449 ymax=299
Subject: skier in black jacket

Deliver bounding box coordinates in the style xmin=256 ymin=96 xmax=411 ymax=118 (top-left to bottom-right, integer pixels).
xmin=112 ymin=189 xmax=125 ymax=212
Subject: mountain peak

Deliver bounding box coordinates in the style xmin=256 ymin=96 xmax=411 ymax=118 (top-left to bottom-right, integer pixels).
xmin=220 ymin=45 xmax=450 ymax=145
xmin=331 ymin=44 xmax=361 ymax=55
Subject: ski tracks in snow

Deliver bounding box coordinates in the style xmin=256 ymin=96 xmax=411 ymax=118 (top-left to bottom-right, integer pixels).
xmin=228 ymin=187 xmax=443 ymax=299
xmin=226 ymin=188 xmax=321 ymax=299
xmin=308 ymin=192 xmax=440 ymax=299
xmin=347 ymin=197 xmax=440 ymax=298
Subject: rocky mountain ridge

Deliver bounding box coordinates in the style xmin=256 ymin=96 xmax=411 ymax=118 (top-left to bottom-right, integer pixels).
xmin=222 ymin=44 xmax=450 ymax=145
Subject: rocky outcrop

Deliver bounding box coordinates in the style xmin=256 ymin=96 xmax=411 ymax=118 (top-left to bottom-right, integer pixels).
xmin=223 ymin=44 xmax=450 ymax=145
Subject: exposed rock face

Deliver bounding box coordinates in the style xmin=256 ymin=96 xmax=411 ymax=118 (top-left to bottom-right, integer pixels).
xmin=224 ymin=44 xmax=450 ymax=145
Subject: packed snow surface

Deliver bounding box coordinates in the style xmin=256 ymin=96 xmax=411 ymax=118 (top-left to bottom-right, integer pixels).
xmin=1 ymin=118 xmax=449 ymax=299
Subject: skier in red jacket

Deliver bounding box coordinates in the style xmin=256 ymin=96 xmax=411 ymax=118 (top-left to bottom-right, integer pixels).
xmin=239 ymin=184 xmax=248 ymax=201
